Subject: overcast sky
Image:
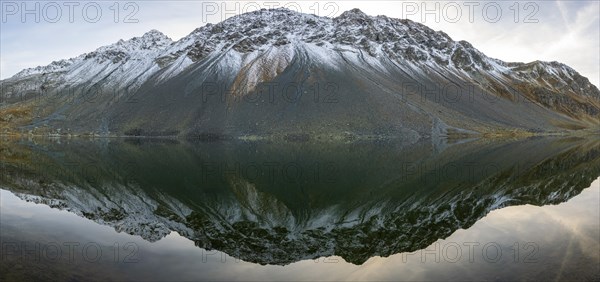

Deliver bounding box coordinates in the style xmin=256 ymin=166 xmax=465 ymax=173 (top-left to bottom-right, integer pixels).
xmin=1 ymin=1 xmax=598 ymax=86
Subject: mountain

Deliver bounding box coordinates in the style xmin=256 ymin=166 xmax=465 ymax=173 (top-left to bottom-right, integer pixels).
xmin=1 ymin=8 xmax=599 ymax=139
xmin=1 ymin=137 xmax=599 ymax=265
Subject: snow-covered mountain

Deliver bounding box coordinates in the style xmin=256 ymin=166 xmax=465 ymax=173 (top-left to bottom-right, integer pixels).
xmin=6 ymin=30 xmax=172 ymax=98
xmin=1 ymin=8 xmax=599 ymax=138
xmin=2 ymin=137 xmax=599 ymax=265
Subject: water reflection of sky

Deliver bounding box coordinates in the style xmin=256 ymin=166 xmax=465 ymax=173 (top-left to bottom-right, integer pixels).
xmin=1 ymin=178 xmax=598 ymax=281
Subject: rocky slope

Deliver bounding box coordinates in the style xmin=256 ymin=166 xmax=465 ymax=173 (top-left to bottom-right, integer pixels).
xmin=1 ymin=8 xmax=599 ymax=138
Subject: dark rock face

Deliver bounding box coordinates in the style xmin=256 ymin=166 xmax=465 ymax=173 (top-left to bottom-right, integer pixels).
xmin=187 ymin=42 xmax=214 ymax=62
xmin=0 ymin=8 xmax=599 ymax=138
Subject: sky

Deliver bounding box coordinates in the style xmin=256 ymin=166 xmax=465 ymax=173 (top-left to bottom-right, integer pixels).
xmin=1 ymin=0 xmax=599 ymax=87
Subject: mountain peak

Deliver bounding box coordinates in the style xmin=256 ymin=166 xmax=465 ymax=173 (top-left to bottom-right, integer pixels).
xmin=222 ymin=6 xmax=317 ymax=24
xmin=335 ymin=8 xmax=372 ymax=24
xmin=141 ymin=29 xmax=170 ymax=41
xmin=121 ymin=29 xmax=172 ymax=48
xmin=338 ymin=8 xmax=368 ymax=18
xmin=88 ymin=30 xmax=173 ymax=58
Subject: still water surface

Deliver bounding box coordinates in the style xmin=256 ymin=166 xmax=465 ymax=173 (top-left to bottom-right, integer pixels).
xmin=0 ymin=137 xmax=598 ymax=280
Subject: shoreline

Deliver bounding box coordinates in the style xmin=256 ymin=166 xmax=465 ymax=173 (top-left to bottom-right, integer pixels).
xmin=1 ymin=128 xmax=597 ymax=143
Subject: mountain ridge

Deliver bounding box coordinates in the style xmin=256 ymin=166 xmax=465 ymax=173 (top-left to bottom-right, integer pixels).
xmin=8 ymin=8 xmax=594 ymax=87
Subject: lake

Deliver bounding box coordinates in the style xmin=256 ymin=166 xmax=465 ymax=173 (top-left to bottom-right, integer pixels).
xmin=1 ymin=136 xmax=599 ymax=280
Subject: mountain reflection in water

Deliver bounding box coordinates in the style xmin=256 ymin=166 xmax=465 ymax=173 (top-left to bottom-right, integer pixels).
xmin=0 ymin=136 xmax=598 ymax=280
